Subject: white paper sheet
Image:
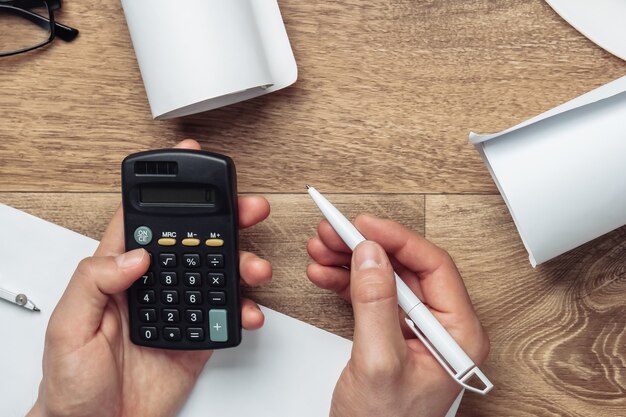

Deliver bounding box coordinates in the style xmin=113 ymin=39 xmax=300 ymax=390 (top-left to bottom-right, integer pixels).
xmin=0 ymin=204 xmax=350 ymax=417
xmin=545 ymin=0 xmax=626 ymax=62
xmin=121 ymin=0 xmax=297 ymax=119
xmin=470 ymin=76 xmax=626 ymax=266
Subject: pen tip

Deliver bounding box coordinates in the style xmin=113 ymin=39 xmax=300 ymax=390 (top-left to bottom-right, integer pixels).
xmin=305 ymin=184 xmax=311 ymax=190
xmin=33 ymin=307 xmax=40 ymax=312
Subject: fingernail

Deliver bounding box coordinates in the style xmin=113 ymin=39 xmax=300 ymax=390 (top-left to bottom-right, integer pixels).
xmin=115 ymin=249 xmax=146 ymax=269
xmin=354 ymin=241 xmax=385 ymax=271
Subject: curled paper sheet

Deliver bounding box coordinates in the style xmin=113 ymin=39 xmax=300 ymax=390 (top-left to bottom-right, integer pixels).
xmin=121 ymin=0 xmax=297 ymax=119
xmin=545 ymin=0 xmax=626 ymax=62
xmin=470 ymin=76 xmax=626 ymax=266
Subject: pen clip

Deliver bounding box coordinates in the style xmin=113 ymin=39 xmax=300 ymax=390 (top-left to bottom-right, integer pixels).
xmin=404 ymin=318 xmax=493 ymax=395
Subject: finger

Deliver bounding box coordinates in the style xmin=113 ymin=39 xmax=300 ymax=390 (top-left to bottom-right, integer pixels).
xmin=239 ymin=251 xmax=272 ymax=286
xmin=241 ymin=297 xmax=265 ymax=330
xmin=307 ymin=237 xmax=352 ymax=267
xmin=354 ymin=214 xmax=474 ymax=315
xmin=317 ymin=220 xmax=352 ymax=253
xmin=350 ymin=241 xmax=406 ymax=368
xmin=175 ymin=139 xmax=202 ymax=150
xmin=95 ymin=140 xmax=203 ymax=257
xmin=47 ymin=249 xmax=149 ymax=348
xmin=238 ymin=195 xmax=270 ymax=229
xmin=306 ymin=263 xmax=351 ymax=301
xmin=390 ymin=259 xmax=425 ymax=301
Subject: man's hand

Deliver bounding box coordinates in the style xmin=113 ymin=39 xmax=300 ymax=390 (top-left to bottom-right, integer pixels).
xmin=307 ymin=214 xmax=490 ymax=417
xmin=28 ymin=140 xmax=272 ymax=417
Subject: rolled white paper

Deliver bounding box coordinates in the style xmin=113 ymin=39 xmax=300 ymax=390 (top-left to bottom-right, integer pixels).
xmin=121 ymin=0 xmax=297 ymax=119
xmin=471 ymin=76 xmax=626 ymax=266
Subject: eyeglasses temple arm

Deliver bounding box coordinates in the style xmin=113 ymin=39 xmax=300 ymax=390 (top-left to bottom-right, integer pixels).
xmin=1 ymin=5 xmax=78 ymax=41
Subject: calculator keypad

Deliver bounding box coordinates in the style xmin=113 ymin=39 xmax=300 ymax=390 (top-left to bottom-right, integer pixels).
xmin=129 ymin=232 xmax=237 ymax=349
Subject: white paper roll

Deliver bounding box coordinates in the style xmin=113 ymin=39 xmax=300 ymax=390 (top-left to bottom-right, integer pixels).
xmin=471 ymin=76 xmax=626 ymax=266
xmin=121 ymin=0 xmax=297 ymax=119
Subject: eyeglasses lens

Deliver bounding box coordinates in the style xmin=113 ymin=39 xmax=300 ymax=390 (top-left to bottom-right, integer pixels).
xmin=0 ymin=1 xmax=51 ymax=55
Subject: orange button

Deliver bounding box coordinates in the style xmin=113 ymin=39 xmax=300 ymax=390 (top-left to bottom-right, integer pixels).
xmin=182 ymin=238 xmax=200 ymax=247
xmin=157 ymin=238 xmax=176 ymax=246
xmin=205 ymin=239 xmax=224 ymax=247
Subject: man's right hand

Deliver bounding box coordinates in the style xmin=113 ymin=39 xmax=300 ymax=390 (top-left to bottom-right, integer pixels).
xmin=307 ymin=214 xmax=490 ymax=417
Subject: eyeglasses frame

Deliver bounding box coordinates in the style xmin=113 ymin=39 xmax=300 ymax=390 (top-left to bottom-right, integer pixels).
xmin=0 ymin=0 xmax=79 ymax=57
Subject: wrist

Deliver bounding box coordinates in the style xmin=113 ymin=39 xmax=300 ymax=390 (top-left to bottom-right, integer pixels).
xmin=26 ymin=399 xmax=47 ymax=417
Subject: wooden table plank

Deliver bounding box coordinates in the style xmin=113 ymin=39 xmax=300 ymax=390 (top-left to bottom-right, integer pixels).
xmin=1 ymin=0 xmax=625 ymax=414
xmin=425 ymin=195 xmax=626 ymax=416
xmin=0 ymin=192 xmax=425 ymax=338
xmin=0 ymin=1 xmax=623 ymax=193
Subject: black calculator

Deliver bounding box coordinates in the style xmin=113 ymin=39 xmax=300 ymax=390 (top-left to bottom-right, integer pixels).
xmin=122 ymin=149 xmax=241 ymax=350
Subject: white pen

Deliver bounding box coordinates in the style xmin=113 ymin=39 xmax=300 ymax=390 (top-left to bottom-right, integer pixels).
xmin=0 ymin=287 xmax=40 ymax=312
xmin=307 ymin=185 xmax=493 ymax=395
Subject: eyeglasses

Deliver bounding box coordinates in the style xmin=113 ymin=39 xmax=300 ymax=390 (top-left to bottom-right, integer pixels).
xmin=0 ymin=0 xmax=78 ymax=57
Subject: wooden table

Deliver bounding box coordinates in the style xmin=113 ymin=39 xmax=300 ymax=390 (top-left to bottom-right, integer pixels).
xmin=1 ymin=1 xmax=624 ymax=415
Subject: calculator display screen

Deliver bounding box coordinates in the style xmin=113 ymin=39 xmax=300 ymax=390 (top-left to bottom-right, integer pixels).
xmin=140 ymin=185 xmax=216 ymax=205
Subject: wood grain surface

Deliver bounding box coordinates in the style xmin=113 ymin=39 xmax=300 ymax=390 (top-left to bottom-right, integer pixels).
xmin=426 ymin=195 xmax=626 ymax=416
xmin=1 ymin=0 xmax=625 ymax=415
xmin=0 ymin=0 xmax=625 ymax=193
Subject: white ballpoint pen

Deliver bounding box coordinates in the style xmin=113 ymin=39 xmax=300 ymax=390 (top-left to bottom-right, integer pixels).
xmin=307 ymin=185 xmax=493 ymax=395
xmin=0 ymin=287 xmax=40 ymax=311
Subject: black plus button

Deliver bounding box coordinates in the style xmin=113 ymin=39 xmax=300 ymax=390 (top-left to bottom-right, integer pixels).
xmin=159 ymin=253 xmax=177 ymax=268
xmin=163 ymin=327 xmax=182 ymax=341
xmin=208 ymin=273 xmax=225 ymax=287
xmin=207 ymin=254 xmax=224 ymax=269
xmin=208 ymin=291 xmax=226 ymax=306
xmin=183 ymin=254 xmax=201 ymax=268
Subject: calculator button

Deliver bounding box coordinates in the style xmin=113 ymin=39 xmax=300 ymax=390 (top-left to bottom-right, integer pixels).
xmin=163 ymin=327 xmax=182 ymax=342
xmin=184 ymin=272 xmax=201 ymax=287
xmin=186 ymin=309 xmax=204 ymax=323
xmin=183 ymin=254 xmax=201 ymax=268
xmin=138 ymin=272 xmax=154 ymax=286
xmin=138 ymin=290 xmax=156 ymax=304
xmin=187 ymin=328 xmax=205 ymax=341
xmin=205 ymin=238 xmax=224 ymax=247
xmin=157 ymin=238 xmax=176 ymax=246
xmin=182 ymin=238 xmax=200 ymax=247
xmin=161 ymin=290 xmax=179 ymax=305
xmin=160 ymin=272 xmax=178 ymax=286
xmin=208 ymin=273 xmax=225 ymax=287
xmin=162 ymin=309 xmax=180 ymax=323
xmin=140 ymin=326 xmax=158 ymax=341
xmin=209 ymin=309 xmax=228 ymax=342
xmin=185 ymin=291 xmax=202 ymax=305
xmin=134 ymin=226 xmax=153 ymax=246
xmin=208 ymin=291 xmax=226 ymax=306
xmin=139 ymin=309 xmax=157 ymax=323
xmin=207 ymin=254 xmax=224 ymax=269
xmin=159 ymin=253 xmax=177 ymax=268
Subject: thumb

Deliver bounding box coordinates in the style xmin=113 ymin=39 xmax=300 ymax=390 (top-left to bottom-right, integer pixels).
xmin=350 ymin=241 xmax=406 ymax=367
xmin=48 ymin=249 xmax=149 ymax=346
